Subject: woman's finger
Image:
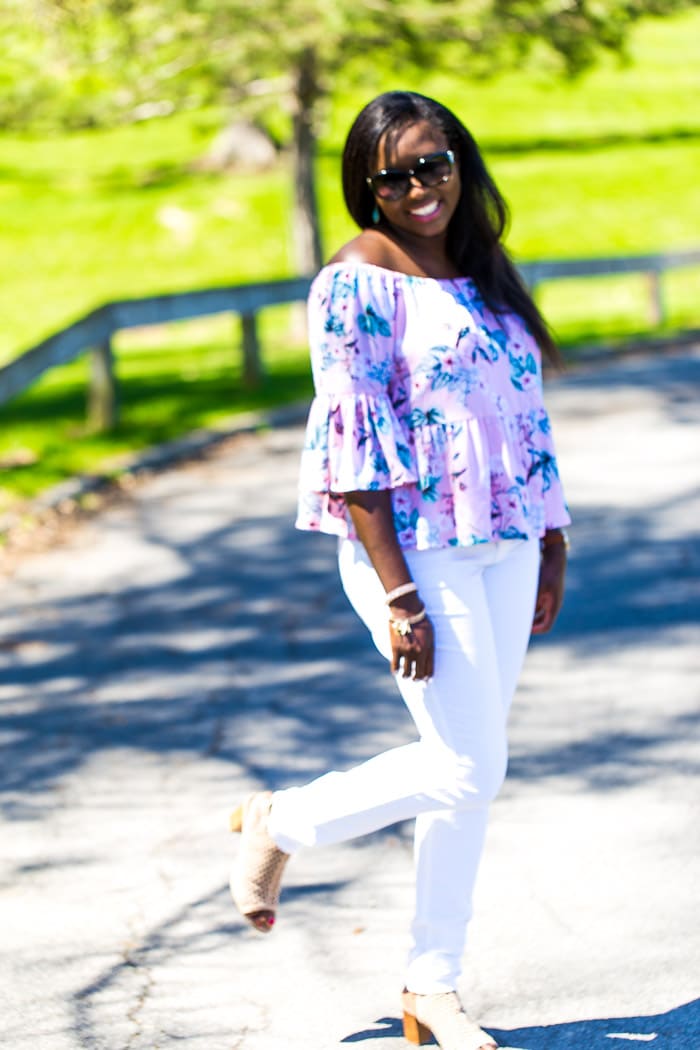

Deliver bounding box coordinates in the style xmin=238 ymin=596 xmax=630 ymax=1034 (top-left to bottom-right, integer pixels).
xmin=531 ymin=591 xmax=554 ymax=634
xmin=401 ymin=646 xmax=415 ymax=677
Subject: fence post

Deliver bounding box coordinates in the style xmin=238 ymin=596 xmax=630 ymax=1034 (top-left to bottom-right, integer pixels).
xmin=88 ymin=338 xmax=118 ymax=430
xmin=241 ymin=312 xmax=264 ymax=388
xmin=648 ymin=270 xmax=666 ymax=328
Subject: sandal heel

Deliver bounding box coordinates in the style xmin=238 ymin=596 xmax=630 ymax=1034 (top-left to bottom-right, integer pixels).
xmin=402 ymin=1011 xmax=433 ymax=1046
xmin=400 ymin=988 xmax=498 ymax=1049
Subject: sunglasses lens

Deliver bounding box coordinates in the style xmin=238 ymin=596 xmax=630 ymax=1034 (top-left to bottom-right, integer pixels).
xmin=372 ymin=173 xmax=410 ymax=200
xmin=369 ymin=151 xmax=454 ymax=202
xmin=417 ymin=154 xmax=453 ymax=186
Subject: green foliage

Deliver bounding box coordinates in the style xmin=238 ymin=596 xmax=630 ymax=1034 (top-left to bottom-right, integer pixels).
xmin=0 ymin=0 xmax=695 ymax=129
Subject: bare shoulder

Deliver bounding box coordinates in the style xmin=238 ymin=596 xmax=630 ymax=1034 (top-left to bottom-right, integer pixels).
xmin=328 ymin=230 xmax=398 ymax=270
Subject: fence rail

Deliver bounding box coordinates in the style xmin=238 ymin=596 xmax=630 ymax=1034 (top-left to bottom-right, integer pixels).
xmin=0 ymin=249 xmax=698 ymax=431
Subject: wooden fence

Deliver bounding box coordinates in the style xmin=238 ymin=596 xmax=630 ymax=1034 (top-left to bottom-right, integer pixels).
xmin=0 ymin=249 xmax=698 ymax=431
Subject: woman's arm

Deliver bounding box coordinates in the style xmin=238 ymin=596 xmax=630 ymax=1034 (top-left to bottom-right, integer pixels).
xmin=344 ymin=490 xmax=434 ymax=680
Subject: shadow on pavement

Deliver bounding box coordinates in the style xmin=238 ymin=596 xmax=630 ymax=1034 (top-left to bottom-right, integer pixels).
xmin=558 ymin=349 xmax=700 ymax=428
xmin=551 ymin=493 xmax=699 ymax=643
xmin=1 ymin=473 xmax=698 ymax=810
xmin=341 ymin=997 xmax=700 ymax=1047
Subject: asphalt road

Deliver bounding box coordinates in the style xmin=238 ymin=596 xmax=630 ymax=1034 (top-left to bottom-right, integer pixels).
xmin=1 ymin=347 xmax=699 ymax=1050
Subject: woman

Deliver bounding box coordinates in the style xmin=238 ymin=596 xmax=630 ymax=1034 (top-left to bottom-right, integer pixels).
xmin=230 ymin=91 xmax=570 ymax=1050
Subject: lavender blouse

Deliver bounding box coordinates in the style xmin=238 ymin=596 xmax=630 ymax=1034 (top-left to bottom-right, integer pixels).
xmin=296 ymin=262 xmax=570 ymax=550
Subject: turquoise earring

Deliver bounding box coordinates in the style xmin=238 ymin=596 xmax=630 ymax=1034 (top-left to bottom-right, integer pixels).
xmin=372 ymin=205 xmax=380 ymax=224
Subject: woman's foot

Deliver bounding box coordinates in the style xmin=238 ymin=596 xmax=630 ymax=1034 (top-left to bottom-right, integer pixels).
xmin=401 ymin=989 xmax=498 ymax=1049
xmin=229 ymin=791 xmax=289 ymax=934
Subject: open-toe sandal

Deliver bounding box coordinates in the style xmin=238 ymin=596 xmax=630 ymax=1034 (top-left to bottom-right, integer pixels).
xmin=229 ymin=791 xmax=289 ymax=934
xmin=401 ymin=989 xmax=498 ymax=1050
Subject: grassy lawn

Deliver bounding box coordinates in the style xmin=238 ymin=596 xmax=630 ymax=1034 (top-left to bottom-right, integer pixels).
xmin=0 ymin=119 xmax=299 ymax=362
xmin=0 ymin=315 xmax=311 ymax=509
xmin=0 ymin=8 xmax=699 ymax=508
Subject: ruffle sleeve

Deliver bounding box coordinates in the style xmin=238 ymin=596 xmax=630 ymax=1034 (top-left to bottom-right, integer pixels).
xmin=300 ymin=392 xmax=417 ymax=494
xmin=296 ymin=265 xmax=418 ymax=533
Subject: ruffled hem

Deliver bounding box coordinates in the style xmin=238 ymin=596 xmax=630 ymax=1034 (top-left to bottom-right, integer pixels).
xmin=299 ymin=392 xmax=418 ymax=494
xmin=296 ymin=408 xmax=571 ymax=549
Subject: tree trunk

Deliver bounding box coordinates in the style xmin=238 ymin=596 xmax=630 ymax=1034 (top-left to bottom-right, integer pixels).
xmin=291 ymin=49 xmax=323 ymax=275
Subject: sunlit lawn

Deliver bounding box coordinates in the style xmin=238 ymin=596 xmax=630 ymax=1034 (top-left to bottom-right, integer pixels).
xmin=0 ymin=317 xmax=312 ymax=513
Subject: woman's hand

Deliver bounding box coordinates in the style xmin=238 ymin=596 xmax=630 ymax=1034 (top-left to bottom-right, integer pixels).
xmin=344 ymin=489 xmax=436 ymax=680
xmin=531 ymin=541 xmax=567 ymax=634
xmin=389 ymin=610 xmax=435 ymax=680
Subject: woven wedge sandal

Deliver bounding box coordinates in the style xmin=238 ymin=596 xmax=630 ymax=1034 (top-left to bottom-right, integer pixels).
xmin=229 ymin=791 xmax=289 ymax=934
xmin=401 ymin=989 xmax=498 ymax=1050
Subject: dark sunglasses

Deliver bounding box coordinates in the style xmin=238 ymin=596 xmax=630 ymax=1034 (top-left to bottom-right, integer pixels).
xmin=366 ymin=149 xmax=455 ymax=201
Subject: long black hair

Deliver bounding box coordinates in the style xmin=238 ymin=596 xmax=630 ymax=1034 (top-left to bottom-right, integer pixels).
xmin=342 ymin=91 xmax=560 ymax=365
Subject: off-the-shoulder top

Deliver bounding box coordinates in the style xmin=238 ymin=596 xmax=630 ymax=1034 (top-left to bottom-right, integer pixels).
xmin=296 ymin=261 xmax=570 ymax=550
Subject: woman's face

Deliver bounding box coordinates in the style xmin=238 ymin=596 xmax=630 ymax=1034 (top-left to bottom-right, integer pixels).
xmin=370 ymin=119 xmax=461 ymax=243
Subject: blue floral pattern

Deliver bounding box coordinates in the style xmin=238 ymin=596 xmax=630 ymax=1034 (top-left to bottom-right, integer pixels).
xmin=296 ymin=262 xmax=570 ymax=549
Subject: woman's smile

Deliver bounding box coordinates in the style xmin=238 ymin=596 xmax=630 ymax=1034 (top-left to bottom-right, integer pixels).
xmin=406 ymin=199 xmax=443 ymax=222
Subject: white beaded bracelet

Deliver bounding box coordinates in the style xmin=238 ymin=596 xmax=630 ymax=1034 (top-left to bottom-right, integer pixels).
xmin=384 ymin=581 xmax=418 ymax=605
xmin=389 ymin=606 xmax=427 ymax=636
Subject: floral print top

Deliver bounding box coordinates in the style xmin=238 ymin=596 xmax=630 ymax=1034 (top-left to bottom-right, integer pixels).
xmin=296 ymin=261 xmax=570 ymax=550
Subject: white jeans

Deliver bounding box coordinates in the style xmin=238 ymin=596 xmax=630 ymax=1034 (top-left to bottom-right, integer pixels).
xmin=269 ymin=537 xmax=540 ymax=993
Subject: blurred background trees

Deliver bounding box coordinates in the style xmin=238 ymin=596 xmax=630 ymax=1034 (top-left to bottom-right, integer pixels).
xmin=1 ymin=0 xmax=694 ymax=272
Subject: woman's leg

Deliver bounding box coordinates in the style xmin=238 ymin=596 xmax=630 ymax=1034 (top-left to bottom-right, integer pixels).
xmin=402 ymin=539 xmax=540 ymax=992
xmin=269 ymin=541 xmax=506 ymax=852
xmin=267 ymin=538 xmax=539 ymax=993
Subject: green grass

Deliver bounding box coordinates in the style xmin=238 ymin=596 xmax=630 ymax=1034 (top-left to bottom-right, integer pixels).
xmin=0 ymin=118 xmax=299 ymax=361
xmin=0 ymin=310 xmax=311 ymax=511
xmin=539 ymin=267 xmax=699 ymax=347
xmin=1 ymin=8 xmax=699 ymax=507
